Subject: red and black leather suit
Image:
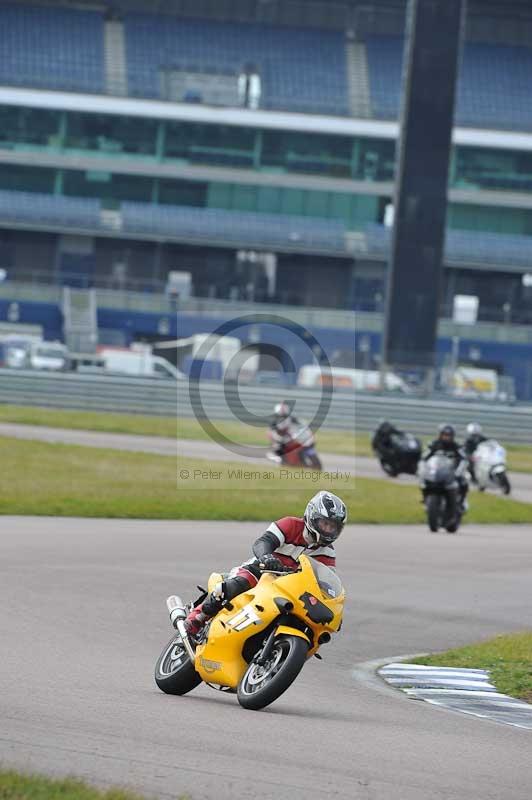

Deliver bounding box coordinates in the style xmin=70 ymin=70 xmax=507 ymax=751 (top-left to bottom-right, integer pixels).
xmin=200 ymin=515 xmax=336 ymax=618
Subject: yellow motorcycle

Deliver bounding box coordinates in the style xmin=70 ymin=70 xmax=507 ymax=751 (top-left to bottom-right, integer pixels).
xmin=154 ymin=555 xmax=345 ymax=710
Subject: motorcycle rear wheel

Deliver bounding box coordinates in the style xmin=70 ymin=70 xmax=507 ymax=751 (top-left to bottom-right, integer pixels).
xmin=154 ymin=634 xmax=202 ymax=695
xmin=237 ymin=635 xmax=308 ymax=711
xmin=381 ymin=460 xmax=398 ymax=477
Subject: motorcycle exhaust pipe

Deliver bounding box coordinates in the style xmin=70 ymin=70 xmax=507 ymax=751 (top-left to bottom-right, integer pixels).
xmin=166 ymin=596 xmax=196 ymax=663
xmin=167 ymin=595 xmax=187 ymax=627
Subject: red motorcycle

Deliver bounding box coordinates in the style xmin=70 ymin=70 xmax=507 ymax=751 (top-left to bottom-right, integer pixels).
xmin=267 ymin=425 xmax=322 ymax=470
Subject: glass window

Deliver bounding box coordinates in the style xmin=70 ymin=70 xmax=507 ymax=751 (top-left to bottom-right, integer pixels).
xmin=159 ymin=179 xmax=207 ymax=207
xmin=63 ymin=170 xmax=153 ymax=202
xmin=165 ymin=121 xmax=255 ymax=168
xmin=455 ymin=146 xmax=532 ymax=193
xmin=0 ymin=105 xmax=61 ymax=148
xmin=65 ymin=112 xmax=157 ymax=157
xmin=355 ymin=139 xmax=395 ymax=182
xmin=262 ymin=130 xmax=352 ymax=177
xmin=0 ymin=164 xmax=55 ymax=193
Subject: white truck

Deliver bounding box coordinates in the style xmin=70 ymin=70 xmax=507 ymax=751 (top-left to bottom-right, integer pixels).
xmin=0 ymin=336 xmax=68 ymax=371
xmin=297 ymin=365 xmax=411 ymax=393
xmin=154 ymin=334 xmax=259 ymax=382
xmin=99 ymin=347 xmax=185 ymax=380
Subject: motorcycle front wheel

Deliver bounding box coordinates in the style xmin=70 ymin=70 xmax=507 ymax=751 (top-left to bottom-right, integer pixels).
xmin=237 ymin=635 xmax=308 ymax=711
xmin=154 ymin=634 xmax=202 ymax=695
xmin=304 ymin=452 xmax=322 ymax=470
xmin=426 ymin=494 xmax=442 ymax=532
xmin=497 ymin=473 xmax=511 ymax=495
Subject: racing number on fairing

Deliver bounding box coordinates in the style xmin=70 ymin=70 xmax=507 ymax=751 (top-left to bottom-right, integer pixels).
xmin=226 ymin=604 xmax=261 ymax=631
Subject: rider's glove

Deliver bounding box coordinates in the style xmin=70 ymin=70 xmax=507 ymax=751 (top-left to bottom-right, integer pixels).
xmin=259 ymin=554 xmax=285 ymax=572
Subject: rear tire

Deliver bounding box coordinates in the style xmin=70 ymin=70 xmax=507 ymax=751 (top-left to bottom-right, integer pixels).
xmin=237 ymin=635 xmax=308 ymax=711
xmin=154 ymin=634 xmax=202 ymax=695
xmin=381 ymin=460 xmax=398 ymax=477
xmin=426 ymin=494 xmax=441 ymax=532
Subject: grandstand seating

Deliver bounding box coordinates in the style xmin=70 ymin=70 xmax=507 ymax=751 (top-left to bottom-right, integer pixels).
xmin=364 ymin=223 xmax=532 ymax=269
xmin=0 ymin=190 xmax=101 ymax=229
xmin=124 ymin=14 xmax=349 ymax=115
xmin=122 ymin=203 xmax=347 ymax=253
xmin=0 ymin=188 xmax=345 ymax=253
xmin=1 ymin=188 xmax=530 ymax=266
xmin=0 ymin=4 xmax=104 ymax=93
xmin=1 ymin=6 xmax=531 ymax=129
xmin=365 ymin=36 xmax=532 ymax=131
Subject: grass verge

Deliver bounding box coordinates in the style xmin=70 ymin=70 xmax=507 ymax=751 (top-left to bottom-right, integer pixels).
xmin=0 ymin=771 xmax=188 ymax=800
xmin=411 ymin=632 xmax=532 ymax=704
xmin=2 ymin=404 xmax=532 ymax=472
xmin=2 ymin=435 xmax=532 ymax=523
xmin=0 ymin=404 xmax=365 ymax=457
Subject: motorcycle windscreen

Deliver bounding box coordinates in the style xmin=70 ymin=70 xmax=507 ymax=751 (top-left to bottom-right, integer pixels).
xmin=423 ymin=454 xmax=456 ymax=484
xmin=307 ymin=557 xmax=343 ymax=599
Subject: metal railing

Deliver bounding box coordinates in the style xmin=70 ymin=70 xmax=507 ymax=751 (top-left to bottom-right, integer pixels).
xmin=0 ymin=369 xmax=530 ymax=443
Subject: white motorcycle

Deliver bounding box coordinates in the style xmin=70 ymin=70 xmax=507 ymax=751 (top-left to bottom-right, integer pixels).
xmin=472 ymin=439 xmax=511 ymax=495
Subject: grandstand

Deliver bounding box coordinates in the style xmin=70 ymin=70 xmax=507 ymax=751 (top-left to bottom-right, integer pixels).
xmin=0 ymin=0 xmax=531 ymax=396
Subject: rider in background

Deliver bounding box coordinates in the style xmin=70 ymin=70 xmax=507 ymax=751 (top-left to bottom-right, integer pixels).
xmin=269 ymin=401 xmax=302 ymax=458
xmin=423 ymin=424 xmax=469 ymax=509
xmin=464 ymin=422 xmax=488 ymax=483
xmin=372 ymin=420 xmax=402 ymax=461
xmin=182 ymin=491 xmax=347 ymax=639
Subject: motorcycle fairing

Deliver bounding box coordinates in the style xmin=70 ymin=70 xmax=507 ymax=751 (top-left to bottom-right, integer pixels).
xmin=195 ymin=556 xmax=344 ymax=688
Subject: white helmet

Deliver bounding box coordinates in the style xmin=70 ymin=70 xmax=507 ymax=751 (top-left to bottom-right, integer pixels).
xmin=273 ymin=402 xmax=290 ymax=418
xmin=304 ymin=491 xmax=347 ymax=547
xmin=466 ymin=422 xmax=482 ymax=436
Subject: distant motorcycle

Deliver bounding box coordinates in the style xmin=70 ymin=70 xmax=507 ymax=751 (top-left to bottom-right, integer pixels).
xmin=419 ymin=453 xmax=465 ymax=533
xmin=267 ymin=424 xmax=322 ymax=471
xmin=472 ymin=439 xmax=511 ymax=495
xmin=373 ymin=431 xmax=421 ymax=477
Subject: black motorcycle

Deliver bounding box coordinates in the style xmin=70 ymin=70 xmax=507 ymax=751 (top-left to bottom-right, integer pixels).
xmin=419 ymin=453 xmax=464 ymax=533
xmin=373 ymin=431 xmax=422 ymax=477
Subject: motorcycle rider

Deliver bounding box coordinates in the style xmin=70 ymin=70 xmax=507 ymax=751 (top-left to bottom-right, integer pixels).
xmin=464 ymin=422 xmax=488 ymax=483
xmin=269 ymin=401 xmax=301 ymax=458
xmin=372 ymin=420 xmax=403 ymax=462
xmin=183 ymin=490 xmax=347 ymax=638
xmin=423 ymin=424 xmax=469 ymax=509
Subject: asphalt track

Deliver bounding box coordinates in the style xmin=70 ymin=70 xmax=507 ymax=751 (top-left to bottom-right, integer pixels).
xmin=1 ymin=517 xmax=531 ymax=800
xmin=1 ymin=422 xmax=532 ymax=503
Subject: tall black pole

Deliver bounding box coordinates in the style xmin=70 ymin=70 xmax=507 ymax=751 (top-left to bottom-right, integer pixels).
xmin=382 ymin=0 xmax=466 ymax=372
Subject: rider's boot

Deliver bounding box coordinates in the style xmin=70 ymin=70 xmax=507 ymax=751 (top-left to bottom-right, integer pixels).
xmin=183 ymin=573 xmax=254 ymax=638
xmin=183 ymin=604 xmax=210 ymax=637
xmin=183 ymin=584 xmax=225 ymax=637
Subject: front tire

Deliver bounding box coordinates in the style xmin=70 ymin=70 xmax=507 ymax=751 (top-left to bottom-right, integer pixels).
xmin=426 ymin=494 xmax=441 ymax=532
xmin=307 ymin=453 xmax=322 ymax=471
xmin=237 ymin=635 xmax=308 ymax=711
xmin=154 ymin=634 xmax=202 ymax=695
xmin=498 ymin=473 xmax=511 ymax=495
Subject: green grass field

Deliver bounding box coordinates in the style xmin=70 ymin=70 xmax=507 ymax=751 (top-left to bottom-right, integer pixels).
xmin=1 ymin=404 xmax=532 ymax=472
xmin=0 ymin=404 xmax=366 ymax=457
xmin=0 ymin=771 xmax=187 ymax=800
xmin=411 ymin=632 xmax=532 ymax=704
xmin=1 ymin=435 xmax=531 ymax=523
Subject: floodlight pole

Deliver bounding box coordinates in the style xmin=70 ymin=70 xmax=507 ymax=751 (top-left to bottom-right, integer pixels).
xmin=382 ymin=0 xmax=467 ymax=385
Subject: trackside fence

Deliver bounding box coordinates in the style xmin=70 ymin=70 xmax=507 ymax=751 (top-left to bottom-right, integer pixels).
xmin=0 ymin=369 xmax=530 ymax=443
